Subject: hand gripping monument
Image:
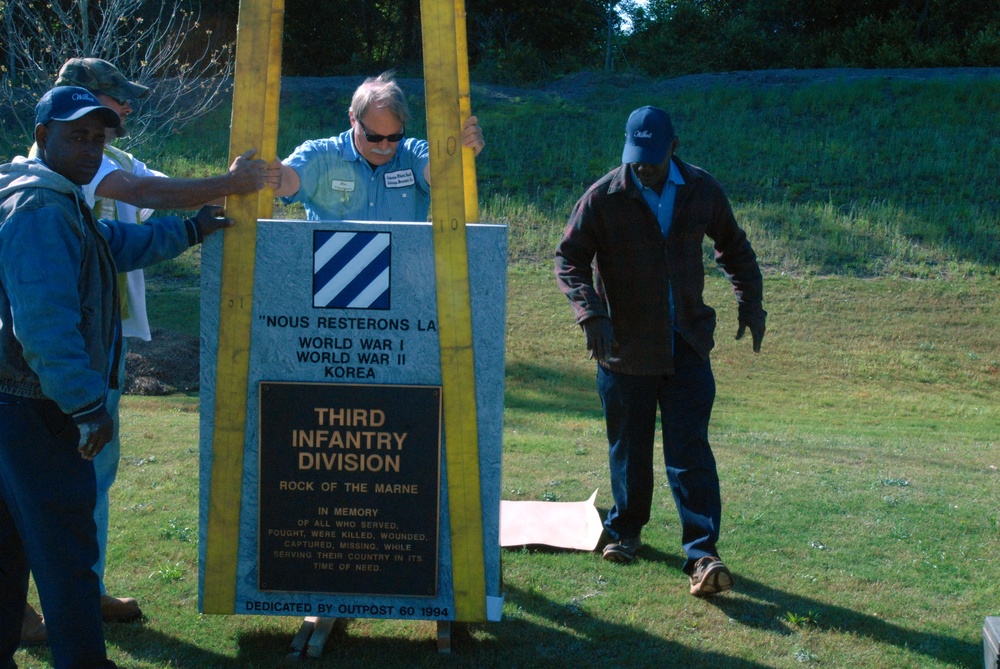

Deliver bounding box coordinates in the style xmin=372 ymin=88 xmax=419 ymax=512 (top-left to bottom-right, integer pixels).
xmin=197 ymin=0 xmax=504 ymax=649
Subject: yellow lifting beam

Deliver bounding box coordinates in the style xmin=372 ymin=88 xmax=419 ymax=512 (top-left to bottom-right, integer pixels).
xmin=421 ymin=0 xmax=487 ymax=622
xmin=203 ymin=0 xmax=284 ymax=614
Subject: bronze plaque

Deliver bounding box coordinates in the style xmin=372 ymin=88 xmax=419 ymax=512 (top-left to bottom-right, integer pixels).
xmin=258 ymin=382 xmax=441 ymax=596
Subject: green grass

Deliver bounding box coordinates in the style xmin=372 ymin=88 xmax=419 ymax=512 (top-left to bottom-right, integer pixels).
xmin=14 ymin=72 xmax=1000 ymax=667
xmin=17 ymin=271 xmax=998 ymax=669
xmin=144 ymin=73 xmax=1000 ymax=277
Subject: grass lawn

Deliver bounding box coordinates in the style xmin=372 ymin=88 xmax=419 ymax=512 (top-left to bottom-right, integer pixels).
xmin=16 ymin=270 xmax=998 ymax=669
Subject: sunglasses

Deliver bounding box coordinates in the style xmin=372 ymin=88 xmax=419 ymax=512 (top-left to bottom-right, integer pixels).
xmin=357 ymin=118 xmax=405 ymax=143
xmin=98 ymin=92 xmax=131 ymax=107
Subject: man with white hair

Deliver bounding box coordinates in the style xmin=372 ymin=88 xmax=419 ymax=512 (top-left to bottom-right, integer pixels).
xmin=274 ymin=71 xmax=484 ymax=221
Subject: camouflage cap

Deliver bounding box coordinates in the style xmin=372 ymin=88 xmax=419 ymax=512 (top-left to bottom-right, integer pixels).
xmin=55 ymin=58 xmax=149 ymax=102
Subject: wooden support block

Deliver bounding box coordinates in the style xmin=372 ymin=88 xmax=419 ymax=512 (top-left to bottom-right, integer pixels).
xmin=306 ymin=617 xmax=337 ymax=658
xmin=282 ymin=617 xmax=317 ymax=663
xmin=288 ymin=616 xmax=317 ymax=655
xmin=437 ymin=620 xmax=452 ymax=654
xmin=284 ymin=616 xmax=338 ymax=661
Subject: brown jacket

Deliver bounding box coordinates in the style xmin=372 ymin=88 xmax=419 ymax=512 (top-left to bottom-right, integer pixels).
xmin=555 ymin=157 xmax=765 ymax=375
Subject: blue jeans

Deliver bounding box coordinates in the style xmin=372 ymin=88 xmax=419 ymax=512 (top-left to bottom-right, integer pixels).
xmin=92 ymin=339 xmax=127 ymax=595
xmin=597 ymin=337 xmax=721 ymax=574
xmin=0 ymin=393 xmax=116 ymax=668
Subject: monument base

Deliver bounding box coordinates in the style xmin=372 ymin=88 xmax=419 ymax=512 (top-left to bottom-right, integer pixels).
xmin=284 ymin=617 xmax=458 ymax=658
xmin=985 ymin=617 xmax=1000 ymax=669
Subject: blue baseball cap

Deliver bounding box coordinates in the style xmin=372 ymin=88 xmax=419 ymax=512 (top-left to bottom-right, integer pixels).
xmin=622 ymin=106 xmax=675 ymax=165
xmin=34 ymin=86 xmax=120 ymax=129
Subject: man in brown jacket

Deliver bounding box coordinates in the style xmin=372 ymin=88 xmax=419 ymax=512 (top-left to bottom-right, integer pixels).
xmin=555 ymin=105 xmax=766 ymax=596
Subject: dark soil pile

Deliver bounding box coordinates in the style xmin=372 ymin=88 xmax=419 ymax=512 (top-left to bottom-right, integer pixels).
xmin=124 ymin=329 xmax=200 ymax=395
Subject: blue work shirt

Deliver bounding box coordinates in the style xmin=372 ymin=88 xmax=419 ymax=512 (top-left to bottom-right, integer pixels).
xmin=633 ymin=160 xmax=684 ymax=238
xmin=281 ymin=129 xmax=430 ymax=222
xmin=633 ymin=160 xmax=685 ymax=347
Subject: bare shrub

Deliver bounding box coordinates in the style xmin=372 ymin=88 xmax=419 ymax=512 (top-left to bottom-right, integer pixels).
xmin=0 ymin=0 xmax=233 ymax=158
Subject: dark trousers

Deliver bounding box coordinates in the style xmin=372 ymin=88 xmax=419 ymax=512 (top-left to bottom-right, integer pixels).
xmin=0 ymin=394 xmax=116 ymax=669
xmin=597 ymin=338 xmax=721 ymax=573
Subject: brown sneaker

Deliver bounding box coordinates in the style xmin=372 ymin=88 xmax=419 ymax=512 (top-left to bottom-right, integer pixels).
xmin=21 ymin=602 xmax=47 ymax=646
xmin=601 ymin=536 xmax=642 ymax=563
xmin=689 ymin=556 xmax=734 ymax=597
xmin=101 ymin=594 xmax=143 ymax=623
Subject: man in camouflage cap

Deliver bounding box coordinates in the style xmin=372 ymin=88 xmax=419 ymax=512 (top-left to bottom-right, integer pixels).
xmin=57 ymin=57 xmax=151 ymax=103
xmin=56 ymin=58 xmax=149 ymax=138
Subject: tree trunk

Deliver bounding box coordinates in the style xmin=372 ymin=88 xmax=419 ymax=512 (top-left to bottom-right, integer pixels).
xmin=605 ymin=7 xmax=614 ymax=72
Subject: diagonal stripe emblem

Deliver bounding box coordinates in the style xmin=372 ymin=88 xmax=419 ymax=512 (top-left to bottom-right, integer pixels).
xmin=313 ymin=231 xmax=391 ymax=309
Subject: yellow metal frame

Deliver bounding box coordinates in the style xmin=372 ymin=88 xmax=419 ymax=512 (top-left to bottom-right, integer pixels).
xmin=421 ymin=0 xmax=486 ymax=622
xmin=202 ymin=0 xmax=284 ymax=614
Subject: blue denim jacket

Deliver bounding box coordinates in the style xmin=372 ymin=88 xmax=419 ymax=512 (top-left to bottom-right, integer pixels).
xmin=0 ymin=157 xmax=195 ymax=416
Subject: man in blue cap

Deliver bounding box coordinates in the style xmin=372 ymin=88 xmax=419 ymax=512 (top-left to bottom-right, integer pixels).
xmin=555 ymin=106 xmax=766 ymax=596
xmin=0 ymin=86 xmax=233 ymax=668
xmin=14 ymin=57 xmax=277 ymax=636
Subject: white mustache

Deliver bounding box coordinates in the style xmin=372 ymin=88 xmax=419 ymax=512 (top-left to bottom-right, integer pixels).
xmin=370 ymin=148 xmax=394 ymax=156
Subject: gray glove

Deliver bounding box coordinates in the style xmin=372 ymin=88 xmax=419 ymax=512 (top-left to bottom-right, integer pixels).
xmin=582 ymin=317 xmax=617 ymax=361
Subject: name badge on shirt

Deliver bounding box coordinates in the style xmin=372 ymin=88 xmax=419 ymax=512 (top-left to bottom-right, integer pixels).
xmin=384 ymin=169 xmax=415 ymax=189
xmin=331 ymin=179 xmax=355 ymax=192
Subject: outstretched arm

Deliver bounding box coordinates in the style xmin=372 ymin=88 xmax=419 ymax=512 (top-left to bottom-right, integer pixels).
xmin=272 ymin=162 xmax=301 ymax=198
xmin=95 ymin=149 xmax=280 ymax=210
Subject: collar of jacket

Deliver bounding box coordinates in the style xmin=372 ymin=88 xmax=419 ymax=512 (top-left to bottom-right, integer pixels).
xmin=606 ymin=155 xmax=700 ymax=198
xmin=0 ymin=156 xmax=82 ymax=203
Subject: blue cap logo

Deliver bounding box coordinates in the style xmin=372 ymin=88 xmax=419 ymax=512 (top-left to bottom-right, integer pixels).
xmin=34 ymin=86 xmax=120 ymax=129
xmin=622 ymin=106 xmax=674 ymax=165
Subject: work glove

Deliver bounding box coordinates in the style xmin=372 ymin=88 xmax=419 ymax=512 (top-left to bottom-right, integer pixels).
xmin=736 ymin=312 xmax=767 ymax=353
xmin=75 ymin=406 xmax=114 ymax=461
xmin=190 ymin=204 xmax=235 ymax=239
xmin=582 ymin=317 xmax=617 ymax=361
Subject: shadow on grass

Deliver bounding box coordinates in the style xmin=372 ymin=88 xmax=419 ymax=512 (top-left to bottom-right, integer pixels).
xmin=18 ymin=555 xmax=977 ymax=668
xmin=629 ymin=542 xmax=979 ymax=665
xmin=292 ymin=584 xmax=774 ymax=669
xmin=504 ymin=360 xmax=598 ymax=415
xmin=708 ymin=574 xmax=979 ymax=666
xmin=35 ymin=583 xmax=772 ymax=669
xmin=18 ymin=619 xmax=317 ymax=668
xmin=483 ymin=583 xmax=774 ymax=669
xmin=103 ymin=624 xmax=295 ymax=668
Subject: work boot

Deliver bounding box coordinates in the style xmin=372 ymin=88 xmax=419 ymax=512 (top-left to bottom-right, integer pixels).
xmin=689 ymin=555 xmax=735 ymax=597
xmin=601 ymin=535 xmax=642 ymax=563
xmin=21 ymin=602 xmax=47 ymax=646
xmin=101 ymin=594 xmax=143 ymax=623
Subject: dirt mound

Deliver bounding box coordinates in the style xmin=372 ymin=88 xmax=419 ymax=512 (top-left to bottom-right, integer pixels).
xmin=124 ymin=329 xmax=200 ymax=395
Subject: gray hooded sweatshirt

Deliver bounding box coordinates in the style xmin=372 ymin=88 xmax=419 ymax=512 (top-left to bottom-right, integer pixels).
xmin=0 ymin=156 xmax=198 ymax=417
